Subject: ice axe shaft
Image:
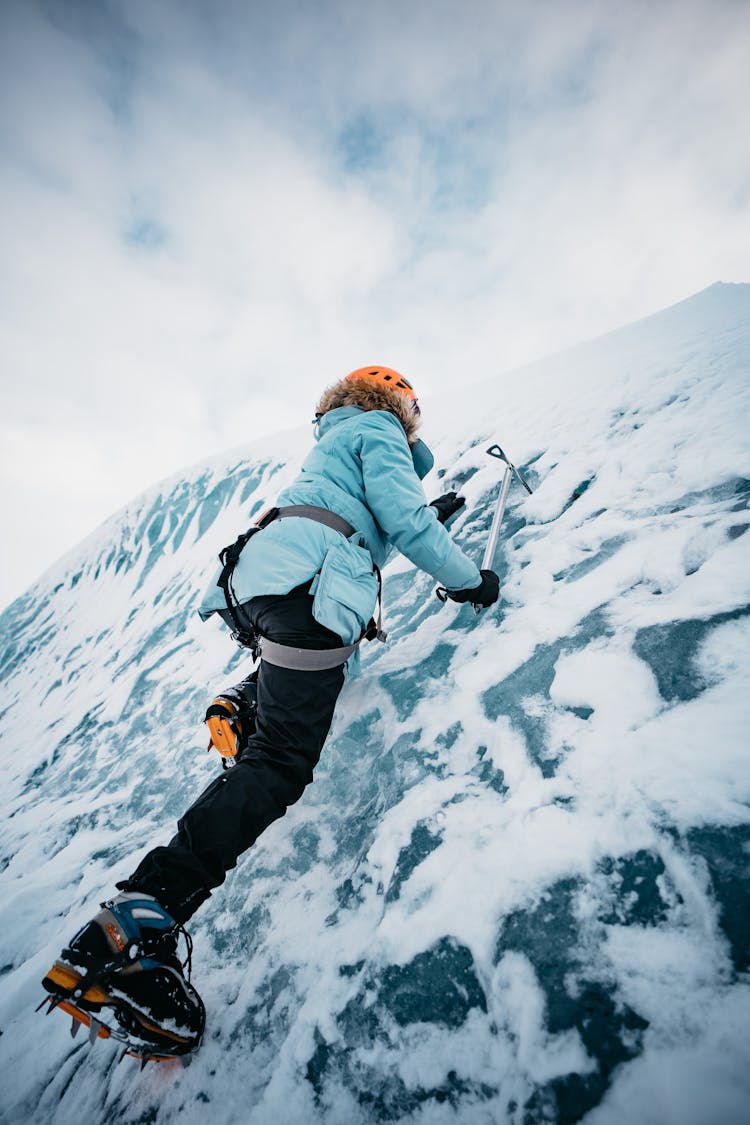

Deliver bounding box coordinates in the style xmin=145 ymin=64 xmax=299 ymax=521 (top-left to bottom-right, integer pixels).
xmin=481 ymin=465 xmax=512 ymax=571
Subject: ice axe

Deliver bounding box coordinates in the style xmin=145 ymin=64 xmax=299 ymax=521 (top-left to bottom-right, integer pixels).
xmin=437 ymin=444 xmax=533 ymax=611
xmin=478 ymin=443 xmax=533 ymax=582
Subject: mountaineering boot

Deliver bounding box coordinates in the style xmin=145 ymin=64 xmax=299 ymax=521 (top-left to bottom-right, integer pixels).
xmin=41 ymin=891 xmax=205 ymax=1058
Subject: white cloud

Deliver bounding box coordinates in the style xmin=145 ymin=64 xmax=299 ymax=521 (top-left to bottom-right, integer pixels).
xmin=0 ymin=0 xmax=748 ymax=607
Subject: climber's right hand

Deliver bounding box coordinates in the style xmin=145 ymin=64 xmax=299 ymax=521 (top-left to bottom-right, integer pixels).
xmin=444 ymin=569 xmax=500 ymax=608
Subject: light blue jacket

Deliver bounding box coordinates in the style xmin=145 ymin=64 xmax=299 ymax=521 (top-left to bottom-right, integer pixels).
xmin=199 ymin=407 xmax=481 ymax=644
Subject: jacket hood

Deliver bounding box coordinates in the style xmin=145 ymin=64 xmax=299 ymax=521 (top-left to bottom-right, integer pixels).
xmin=315 ymin=376 xmax=422 ymax=446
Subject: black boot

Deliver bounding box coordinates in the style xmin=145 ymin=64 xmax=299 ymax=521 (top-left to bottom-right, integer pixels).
xmin=41 ymin=891 xmax=205 ymax=1057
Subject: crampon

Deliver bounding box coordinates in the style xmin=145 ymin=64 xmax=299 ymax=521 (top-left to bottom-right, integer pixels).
xmin=36 ymin=988 xmax=195 ymax=1067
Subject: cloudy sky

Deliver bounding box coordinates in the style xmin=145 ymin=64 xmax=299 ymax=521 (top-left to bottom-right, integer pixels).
xmin=1 ymin=0 xmax=748 ymax=609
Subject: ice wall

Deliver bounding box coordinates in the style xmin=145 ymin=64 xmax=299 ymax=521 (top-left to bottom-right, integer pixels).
xmin=1 ymin=283 xmax=749 ymax=1125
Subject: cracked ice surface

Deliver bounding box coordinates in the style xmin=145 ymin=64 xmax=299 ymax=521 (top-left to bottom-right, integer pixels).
xmin=1 ymin=283 xmax=749 ymax=1124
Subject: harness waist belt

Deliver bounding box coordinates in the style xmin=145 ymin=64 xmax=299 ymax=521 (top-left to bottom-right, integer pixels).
xmin=255 ymin=638 xmax=360 ymax=671
xmin=274 ymin=504 xmax=355 ymax=537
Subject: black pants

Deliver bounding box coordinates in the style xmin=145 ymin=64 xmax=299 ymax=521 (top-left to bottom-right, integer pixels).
xmin=121 ymin=586 xmax=346 ymax=922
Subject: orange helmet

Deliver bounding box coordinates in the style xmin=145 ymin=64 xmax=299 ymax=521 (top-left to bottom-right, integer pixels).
xmin=345 ymin=366 xmax=419 ymax=412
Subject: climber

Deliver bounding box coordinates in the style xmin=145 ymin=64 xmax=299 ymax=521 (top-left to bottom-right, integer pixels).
xmin=41 ymin=366 xmax=499 ymax=1060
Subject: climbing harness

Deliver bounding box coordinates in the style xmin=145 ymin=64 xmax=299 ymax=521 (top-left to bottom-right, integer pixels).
xmin=216 ymin=505 xmax=386 ymax=670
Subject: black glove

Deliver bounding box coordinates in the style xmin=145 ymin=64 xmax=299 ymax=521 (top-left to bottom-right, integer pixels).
xmin=429 ymin=491 xmax=466 ymax=526
xmin=444 ymin=569 xmax=499 ymax=607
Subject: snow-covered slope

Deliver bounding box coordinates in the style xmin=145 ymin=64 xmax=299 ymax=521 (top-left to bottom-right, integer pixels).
xmin=1 ymin=283 xmax=749 ymax=1125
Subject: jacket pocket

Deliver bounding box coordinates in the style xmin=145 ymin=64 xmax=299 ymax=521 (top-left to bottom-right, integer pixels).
xmin=311 ymin=539 xmax=379 ymax=642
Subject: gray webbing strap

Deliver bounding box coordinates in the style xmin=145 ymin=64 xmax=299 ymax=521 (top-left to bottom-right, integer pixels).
xmin=276 ymin=505 xmax=355 ymax=537
xmin=256 ymin=637 xmax=360 ymax=671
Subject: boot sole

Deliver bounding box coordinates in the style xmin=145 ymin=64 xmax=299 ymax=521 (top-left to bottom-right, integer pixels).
xmin=42 ymin=961 xmax=195 ymax=1049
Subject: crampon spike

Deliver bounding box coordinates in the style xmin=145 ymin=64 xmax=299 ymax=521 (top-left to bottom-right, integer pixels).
xmin=70 ymin=1017 xmax=81 ymax=1039
xmin=53 ymin=999 xmax=111 ymax=1041
xmin=122 ymin=1046 xmax=190 ymax=1067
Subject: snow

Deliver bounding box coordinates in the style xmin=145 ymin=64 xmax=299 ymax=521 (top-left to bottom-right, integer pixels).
xmin=0 ymin=282 xmax=749 ymax=1124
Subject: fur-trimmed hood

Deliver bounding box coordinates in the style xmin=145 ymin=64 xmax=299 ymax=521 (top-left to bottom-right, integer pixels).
xmin=315 ymin=376 xmax=421 ymax=445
